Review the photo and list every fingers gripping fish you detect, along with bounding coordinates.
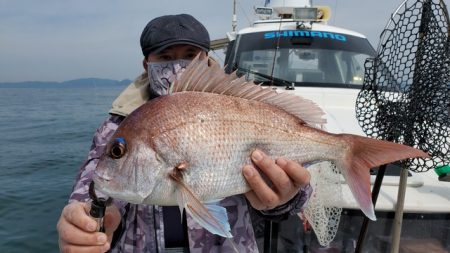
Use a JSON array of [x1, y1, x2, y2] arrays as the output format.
[[93, 56, 429, 241]]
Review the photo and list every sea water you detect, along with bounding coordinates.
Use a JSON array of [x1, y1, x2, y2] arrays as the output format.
[[0, 85, 126, 253]]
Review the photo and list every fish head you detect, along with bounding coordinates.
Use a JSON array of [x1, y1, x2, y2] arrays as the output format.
[[93, 134, 165, 204]]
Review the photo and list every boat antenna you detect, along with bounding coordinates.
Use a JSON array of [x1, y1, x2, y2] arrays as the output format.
[[267, 7, 285, 88], [232, 0, 237, 31]]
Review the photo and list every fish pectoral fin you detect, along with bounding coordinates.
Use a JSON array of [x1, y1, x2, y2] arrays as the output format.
[[192, 202, 232, 238], [170, 173, 232, 238]]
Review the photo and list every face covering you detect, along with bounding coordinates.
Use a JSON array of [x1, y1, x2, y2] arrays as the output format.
[[147, 59, 191, 97]]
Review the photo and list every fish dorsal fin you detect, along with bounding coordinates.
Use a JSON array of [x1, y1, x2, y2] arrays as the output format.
[[171, 55, 326, 127]]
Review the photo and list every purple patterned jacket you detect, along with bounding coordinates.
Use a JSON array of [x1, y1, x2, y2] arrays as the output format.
[[69, 113, 312, 253]]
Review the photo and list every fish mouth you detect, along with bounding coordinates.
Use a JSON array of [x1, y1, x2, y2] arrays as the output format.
[[92, 170, 146, 204], [92, 171, 114, 197], [92, 174, 109, 194], [94, 170, 112, 181]]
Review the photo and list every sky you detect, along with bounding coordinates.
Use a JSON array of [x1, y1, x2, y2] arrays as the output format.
[[0, 0, 435, 82]]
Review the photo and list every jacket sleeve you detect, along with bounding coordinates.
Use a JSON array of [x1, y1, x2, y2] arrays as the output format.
[[69, 114, 128, 213], [254, 184, 313, 221]]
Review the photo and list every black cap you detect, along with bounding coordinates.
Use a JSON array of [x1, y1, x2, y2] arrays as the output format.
[[140, 14, 210, 57]]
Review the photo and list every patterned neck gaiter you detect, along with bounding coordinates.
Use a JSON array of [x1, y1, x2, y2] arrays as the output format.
[[147, 59, 191, 97]]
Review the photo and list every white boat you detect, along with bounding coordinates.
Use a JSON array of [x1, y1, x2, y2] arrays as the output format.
[[213, 0, 450, 251]]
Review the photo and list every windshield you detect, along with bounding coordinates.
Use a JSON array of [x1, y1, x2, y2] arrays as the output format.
[[227, 30, 376, 88]]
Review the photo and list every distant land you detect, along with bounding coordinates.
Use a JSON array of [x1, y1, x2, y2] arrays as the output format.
[[0, 78, 132, 88]]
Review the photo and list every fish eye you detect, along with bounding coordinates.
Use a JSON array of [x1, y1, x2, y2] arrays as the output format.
[[110, 137, 127, 159]]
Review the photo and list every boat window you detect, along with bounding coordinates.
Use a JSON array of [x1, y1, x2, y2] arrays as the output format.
[[228, 30, 376, 89]]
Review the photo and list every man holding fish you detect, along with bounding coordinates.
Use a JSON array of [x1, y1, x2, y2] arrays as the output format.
[[57, 14, 314, 253]]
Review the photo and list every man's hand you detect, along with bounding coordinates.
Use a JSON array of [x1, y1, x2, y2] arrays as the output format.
[[57, 201, 121, 253], [243, 149, 310, 210]]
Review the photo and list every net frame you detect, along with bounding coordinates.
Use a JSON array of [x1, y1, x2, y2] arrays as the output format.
[[356, 0, 450, 172]]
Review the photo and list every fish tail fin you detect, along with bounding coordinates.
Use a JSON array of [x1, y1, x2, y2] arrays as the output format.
[[335, 134, 429, 220]]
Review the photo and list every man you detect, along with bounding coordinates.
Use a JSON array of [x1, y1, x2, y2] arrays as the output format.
[[57, 14, 312, 253]]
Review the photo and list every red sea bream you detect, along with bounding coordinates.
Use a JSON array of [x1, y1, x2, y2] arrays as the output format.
[[93, 57, 429, 239]]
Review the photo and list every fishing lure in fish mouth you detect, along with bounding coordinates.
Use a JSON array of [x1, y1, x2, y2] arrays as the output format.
[[88, 181, 112, 232]]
